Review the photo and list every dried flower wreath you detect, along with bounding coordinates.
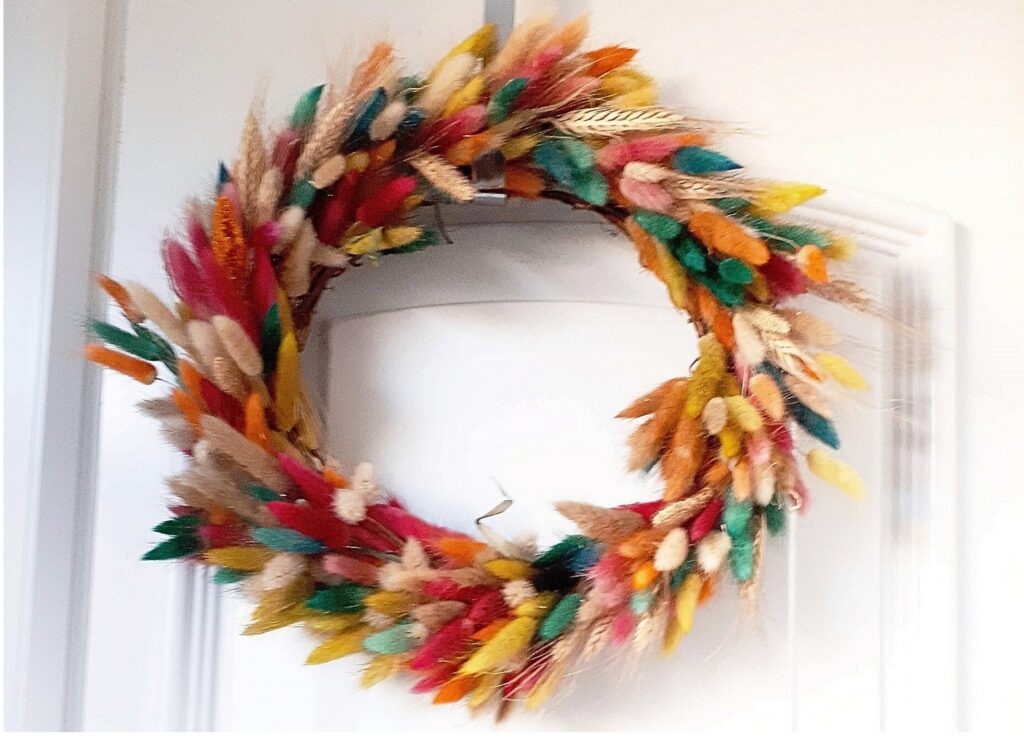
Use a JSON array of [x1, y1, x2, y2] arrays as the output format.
[[86, 16, 870, 717]]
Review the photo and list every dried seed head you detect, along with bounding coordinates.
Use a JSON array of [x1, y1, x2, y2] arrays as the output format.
[[653, 527, 689, 572], [696, 530, 731, 574]]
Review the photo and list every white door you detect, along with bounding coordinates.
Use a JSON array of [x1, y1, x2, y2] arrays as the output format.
[[208, 204, 955, 731], [24, 0, 958, 731]]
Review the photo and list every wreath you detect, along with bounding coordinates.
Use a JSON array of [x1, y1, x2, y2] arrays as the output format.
[[86, 16, 871, 717]]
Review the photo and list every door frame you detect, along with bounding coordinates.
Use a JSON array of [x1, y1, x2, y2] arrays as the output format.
[[6, 0, 128, 730]]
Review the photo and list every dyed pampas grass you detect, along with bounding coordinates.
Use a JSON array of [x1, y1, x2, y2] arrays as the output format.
[[85, 13, 871, 719]]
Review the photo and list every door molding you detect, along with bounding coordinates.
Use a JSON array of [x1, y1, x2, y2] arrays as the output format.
[[794, 192, 958, 729]]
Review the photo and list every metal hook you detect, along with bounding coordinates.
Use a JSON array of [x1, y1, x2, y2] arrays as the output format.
[[484, 0, 515, 45], [471, 152, 507, 205], [431, 202, 454, 244]]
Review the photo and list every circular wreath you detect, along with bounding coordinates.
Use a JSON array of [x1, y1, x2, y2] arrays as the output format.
[[86, 16, 870, 717]]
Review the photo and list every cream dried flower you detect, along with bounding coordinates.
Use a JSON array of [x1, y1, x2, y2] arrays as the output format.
[[502, 579, 537, 608], [351, 462, 381, 503], [332, 488, 367, 524]]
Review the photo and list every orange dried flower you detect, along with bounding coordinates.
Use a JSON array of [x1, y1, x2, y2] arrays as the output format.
[[583, 46, 638, 77], [210, 195, 248, 284], [84, 344, 156, 384], [94, 274, 142, 323], [688, 211, 769, 266], [503, 165, 545, 199]]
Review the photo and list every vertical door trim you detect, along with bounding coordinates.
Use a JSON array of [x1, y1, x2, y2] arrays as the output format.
[[13, 0, 129, 730]]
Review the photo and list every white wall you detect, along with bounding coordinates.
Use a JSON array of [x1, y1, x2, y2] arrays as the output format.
[[5, 0, 1023, 731]]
